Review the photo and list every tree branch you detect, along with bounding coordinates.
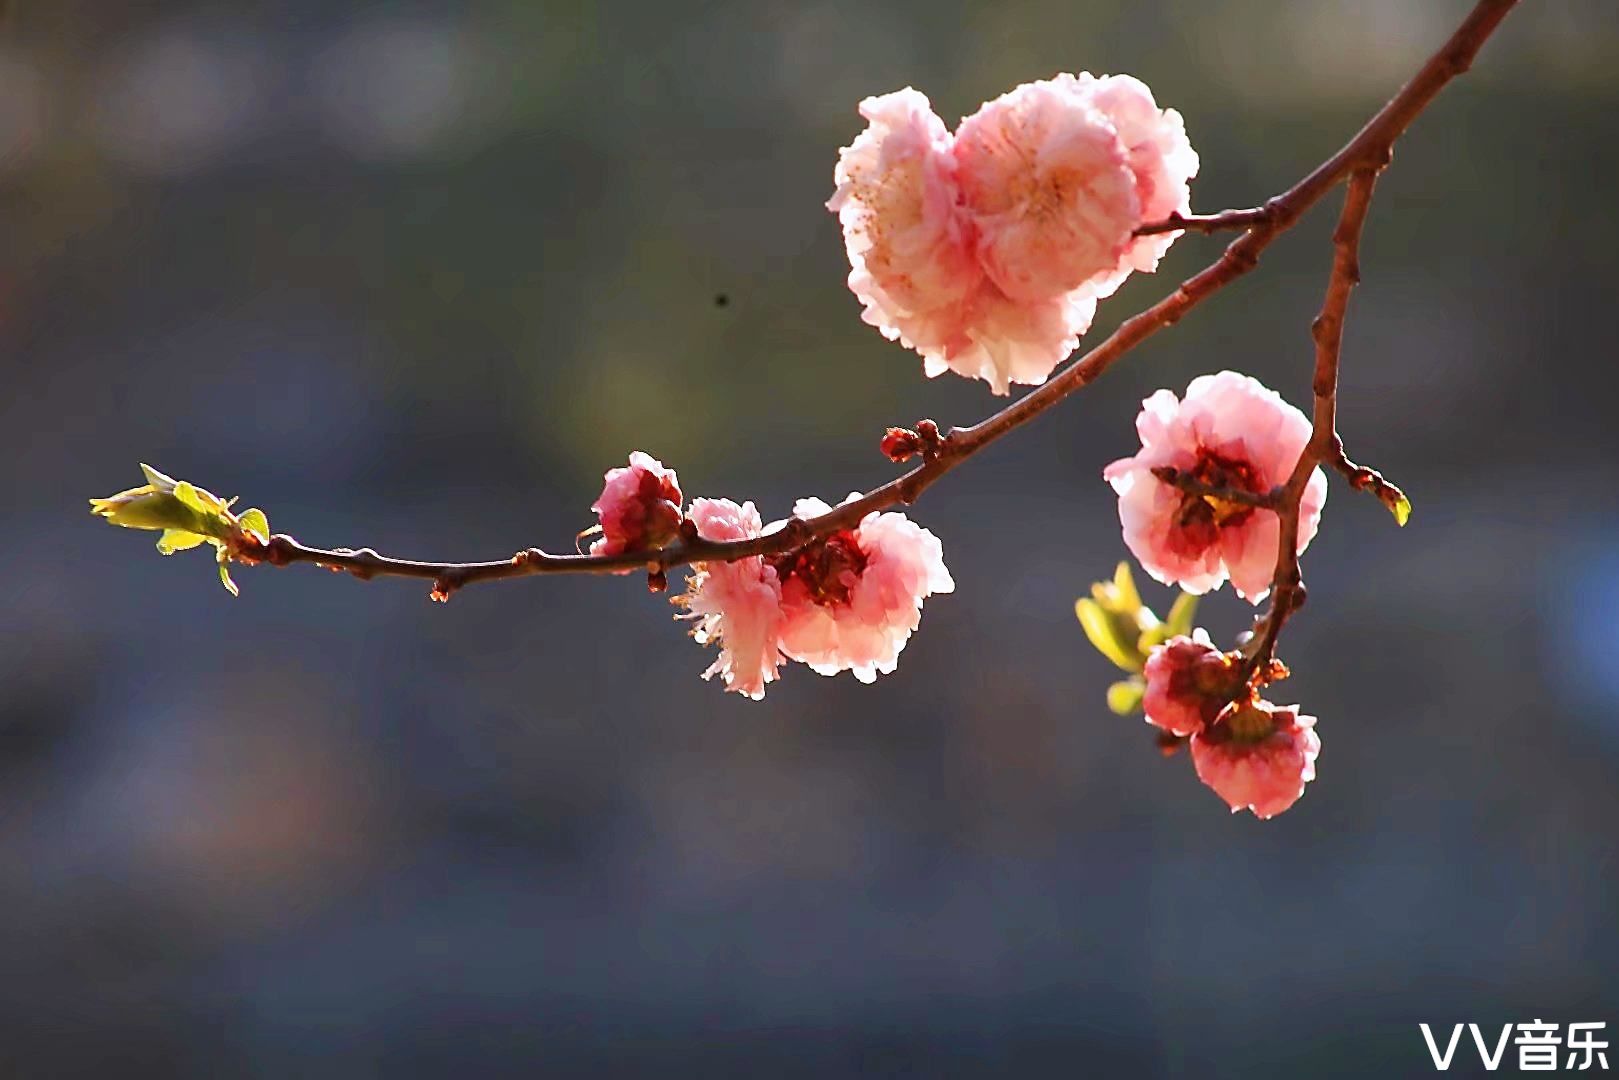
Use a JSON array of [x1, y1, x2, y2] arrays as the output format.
[[227, 0, 1519, 601], [1242, 167, 1381, 680], [1134, 207, 1273, 236]]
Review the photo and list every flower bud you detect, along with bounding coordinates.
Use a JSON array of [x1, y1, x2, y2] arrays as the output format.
[[1141, 630, 1240, 736], [880, 427, 923, 463], [590, 452, 683, 559]]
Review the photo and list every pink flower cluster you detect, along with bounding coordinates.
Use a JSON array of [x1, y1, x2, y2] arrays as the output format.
[[1139, 631, 1320, 818], [775, 497, 956, 684], [581, 73, 1334, 817], [678, 495, 954, 698], [1105, 371, 1327, 603], [589, 457, 953, 700], [829, 76, 1197, 394]]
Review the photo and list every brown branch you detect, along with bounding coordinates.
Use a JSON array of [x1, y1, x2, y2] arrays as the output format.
[[1134, 207, 1273, 236], [239, 518, 824, 600], [1324, 435, 1412, 523], [229, 0, 1519, 601], [1243, 166, 1381, 680]]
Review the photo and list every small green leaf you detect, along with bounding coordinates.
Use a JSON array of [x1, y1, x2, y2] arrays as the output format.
[[217, 550, 239, 597], [237, 508, 270, 544], [155, 529, 207, 555], [1077, 597, 1141, 673], [1387, 490, 1412, 527], [1164, 590, 1200, 639], [171, 481, 212, 515], [173, 481, 239, 539], [1107, 677, 1146, 715], [139, 463, 179, 491], [1137, 623, 1166, 654], [94, 467, 188, 530], [91, 489, 206, 533], [1109, 561, 1142, 613]]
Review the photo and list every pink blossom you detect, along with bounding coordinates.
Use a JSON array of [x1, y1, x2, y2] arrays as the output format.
[[589, 451, 683, 558], [770, 496, 954, 683], [954, 73, 1189, 303], [1079, 74, 1200, 298], [914, 281, 1096, 396], [1103, 371, 1328, 603], [828, 76, 1196, 396], [1190, 701, 1320, 819], [827, 89, 986, 380], [675, 498, 785, 700], [1141, 629, 1240, 736]]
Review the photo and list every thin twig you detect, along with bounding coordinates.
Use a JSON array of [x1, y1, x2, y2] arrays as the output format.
[[1242, 166, 1381, 680], [1324, 435, 1412, 523], [1134, 207, 1273, 236], [228, 0, 1519, 601]]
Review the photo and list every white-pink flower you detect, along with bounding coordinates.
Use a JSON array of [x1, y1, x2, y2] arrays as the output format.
[[1190, 701, 1320, 819], [769, 496, 955, 683], [1104, 371, 1328, 603], [914, 280, 1096, 397], [827, 89, 983, 376], [675, 498, 785, 700], [1141, 629, 1239, 737], [1078, 74, 1201, 297], [829, 76, 1197, 395], [589, 451, 683, 559], [954, 73, 1195, 304]]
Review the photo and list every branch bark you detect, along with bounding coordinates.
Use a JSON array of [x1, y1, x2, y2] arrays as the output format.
[[1241, 167, 1380, 680]]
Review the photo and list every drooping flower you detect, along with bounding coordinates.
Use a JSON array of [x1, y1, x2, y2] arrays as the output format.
[[1141, 629, 1240, 736], [1103, 371, 1328, 603], [674, 498, 785, 700], [770, 496, 954, 683], [589, 451, 683, 558], [828, 75, 1197, 396], [1190, 700, 1320, 819]]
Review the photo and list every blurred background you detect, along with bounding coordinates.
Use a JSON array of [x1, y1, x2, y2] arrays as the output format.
[[2, 0, 1616, 1075]]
